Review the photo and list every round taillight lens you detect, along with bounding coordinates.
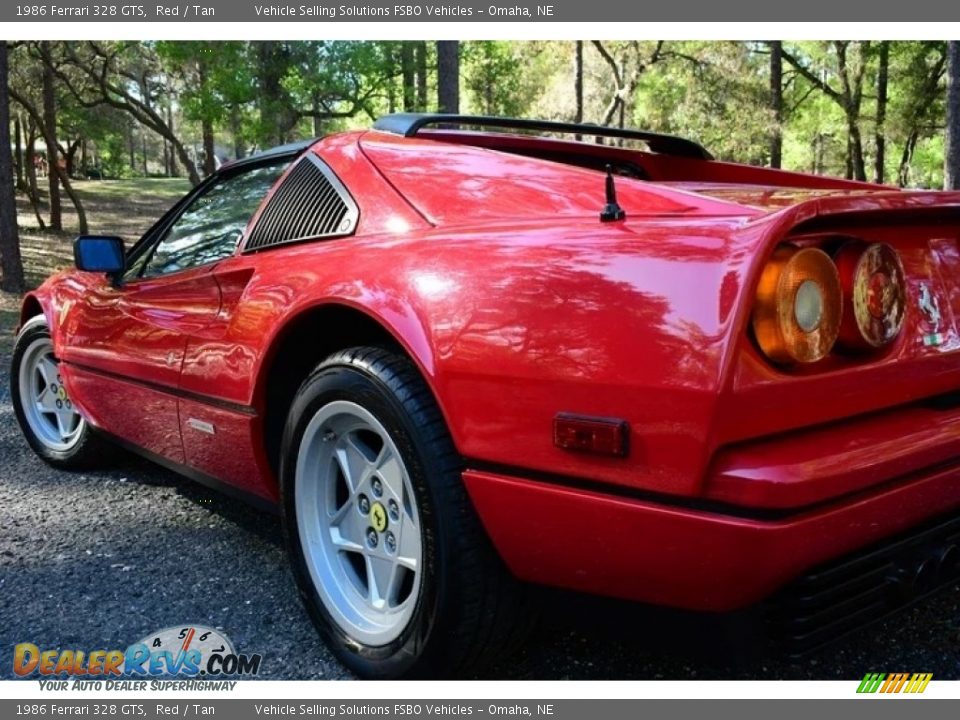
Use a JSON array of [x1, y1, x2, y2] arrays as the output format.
[[834, 241, 906, 350], [752, 245, 843, 364]]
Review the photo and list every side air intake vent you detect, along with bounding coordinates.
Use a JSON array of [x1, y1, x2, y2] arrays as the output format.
[[244, 154, 358, 252]]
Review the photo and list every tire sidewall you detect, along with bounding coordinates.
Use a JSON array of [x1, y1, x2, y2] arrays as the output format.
[[280, 362, 450, 678], [10, 317, 89, 466]]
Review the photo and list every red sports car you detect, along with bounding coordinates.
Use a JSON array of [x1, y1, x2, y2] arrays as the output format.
[[11, 114, 960, 678]]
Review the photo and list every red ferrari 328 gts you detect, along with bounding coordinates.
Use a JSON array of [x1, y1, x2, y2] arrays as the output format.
[[11, 114, 960, 677]]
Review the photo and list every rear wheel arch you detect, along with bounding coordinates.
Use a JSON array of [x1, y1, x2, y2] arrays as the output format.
[[256, 302, 451, 480]]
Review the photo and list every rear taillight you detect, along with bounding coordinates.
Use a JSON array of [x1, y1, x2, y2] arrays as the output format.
[[834, 241, 906, 350], [752, 245, 843, 364]]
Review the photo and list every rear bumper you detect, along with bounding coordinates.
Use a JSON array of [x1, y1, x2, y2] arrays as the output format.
[[463, 460, 960, 612], [769, 510, 960, 653]]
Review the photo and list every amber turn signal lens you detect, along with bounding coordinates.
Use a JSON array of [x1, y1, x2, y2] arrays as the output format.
[[752, 245, 842, 364], [834, 241, 906, 350]]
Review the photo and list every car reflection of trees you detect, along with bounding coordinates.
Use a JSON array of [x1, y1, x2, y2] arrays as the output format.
[[146, 165, 286, 276]]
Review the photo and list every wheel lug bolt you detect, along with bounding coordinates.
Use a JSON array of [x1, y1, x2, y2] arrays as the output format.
[[366, 528, 378, 548], [66, 400, 72, 409], [358, 494, 370, 514], [322, 431, 336, 443], [51, 384, 58, 393], [56, 400, 63, 409], [388, 499, 400, 521], [371, 478, 383, 497], [385, 531, 396, 554]]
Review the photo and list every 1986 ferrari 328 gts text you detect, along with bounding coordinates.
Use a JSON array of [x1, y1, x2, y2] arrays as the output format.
[[11, 114, 960, 677]]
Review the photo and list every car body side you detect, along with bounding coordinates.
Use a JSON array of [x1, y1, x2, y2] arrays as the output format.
[[19, 129, 960, 613]]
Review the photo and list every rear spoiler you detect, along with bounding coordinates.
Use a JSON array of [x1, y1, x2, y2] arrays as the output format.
[[372, 113, 713, 161]]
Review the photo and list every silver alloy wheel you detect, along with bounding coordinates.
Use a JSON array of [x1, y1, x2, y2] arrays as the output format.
[[17, 336, 84, 452], [295, 400, 423, 647]]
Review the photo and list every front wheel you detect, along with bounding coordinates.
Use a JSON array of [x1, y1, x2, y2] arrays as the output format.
[[280, 347, 529, 678], [10, 316, 105, 468]]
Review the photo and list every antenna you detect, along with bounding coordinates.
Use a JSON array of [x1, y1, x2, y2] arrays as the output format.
[[600, 165, 626, 222]]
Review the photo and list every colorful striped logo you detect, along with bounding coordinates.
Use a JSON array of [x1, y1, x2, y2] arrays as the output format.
[[857, 672, 933, 694]]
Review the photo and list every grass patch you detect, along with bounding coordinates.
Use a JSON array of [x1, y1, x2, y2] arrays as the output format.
[[74, 178, 192, 202], [12, 177, 192, 289]]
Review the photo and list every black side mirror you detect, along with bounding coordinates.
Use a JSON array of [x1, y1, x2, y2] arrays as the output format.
[[74, 236, 125, 284]]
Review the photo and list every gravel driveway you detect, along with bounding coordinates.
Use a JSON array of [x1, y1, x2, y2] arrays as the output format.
[[1, 298, 958, 681]]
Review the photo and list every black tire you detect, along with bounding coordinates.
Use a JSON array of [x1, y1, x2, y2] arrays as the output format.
[[280, 346, 531, 678], [10, 316, 106, 469]]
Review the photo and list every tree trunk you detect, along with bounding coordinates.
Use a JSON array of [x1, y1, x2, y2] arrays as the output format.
[[436, 41, 460, 114], [401, 42, 415, 112], [574, 41, 584, 125], [25, 123, 45, 229], [10, 81, 87, 233], [142, 133, 148, 176], [847, 113, 867, 181], [14, 112, 25, 190], [875, 41, 889, 184], [41, 41, 62, 231], [172, 136, 199, 185], [258, 41, 293, 146], [202, 118, 215, 175], [898, 129, 920, 187], [230, 105, 245, 159], [198, 58, 216, 176], [128, 124, 136, 171], [769, 41, 783, 169], [0, 40, 25, 293], [385, 43, 397, 114], [415, 41, 428, 111], [166, 101, 180, 177], [23, 129, 47, 230], [65, 139, 80, 178], [311, 96, 322, 137], [946, 40, 960, 190]]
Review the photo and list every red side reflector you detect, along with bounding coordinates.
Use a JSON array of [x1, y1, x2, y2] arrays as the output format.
[[553, 414, 629, 457]]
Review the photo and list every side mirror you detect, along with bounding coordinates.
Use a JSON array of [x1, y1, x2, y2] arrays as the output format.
[[74, 236, 125, 282]]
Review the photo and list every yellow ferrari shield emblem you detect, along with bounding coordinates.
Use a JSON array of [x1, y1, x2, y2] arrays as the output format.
[[370, 502, 388, 533]]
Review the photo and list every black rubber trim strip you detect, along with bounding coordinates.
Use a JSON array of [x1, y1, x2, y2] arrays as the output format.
[[463, 457, 960, 523], [65, 360, 257, 417], [93, 427, 279, 515]]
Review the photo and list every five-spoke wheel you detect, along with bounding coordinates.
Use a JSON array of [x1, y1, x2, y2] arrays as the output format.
[[17, 335, 84, 452], [295, 400, 422, 646], [282, 347, 529, 678], [11, 316, 104, 468]]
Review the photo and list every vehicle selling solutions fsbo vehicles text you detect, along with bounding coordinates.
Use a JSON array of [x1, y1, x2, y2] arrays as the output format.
[[253, 5, 472, 16], [252, 4, 554, 17]]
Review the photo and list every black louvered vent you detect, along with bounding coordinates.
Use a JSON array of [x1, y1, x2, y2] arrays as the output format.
[[244, 155, 358, 252]]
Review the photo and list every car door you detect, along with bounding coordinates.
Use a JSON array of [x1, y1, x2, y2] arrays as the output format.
[[60, 160, 290, 463]]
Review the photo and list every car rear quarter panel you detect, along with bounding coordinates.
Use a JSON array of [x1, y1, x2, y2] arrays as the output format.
[[198, 214, 756, 500]]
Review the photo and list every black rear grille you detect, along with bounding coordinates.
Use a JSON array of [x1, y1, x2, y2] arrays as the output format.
[[244, 154, 358, 252], [768, 512, 960, 654]]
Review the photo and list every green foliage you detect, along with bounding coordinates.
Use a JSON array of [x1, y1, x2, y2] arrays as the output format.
[[7, 40, 951, 188], [462, 41, 546, 117], [635, 42, 772, 163]]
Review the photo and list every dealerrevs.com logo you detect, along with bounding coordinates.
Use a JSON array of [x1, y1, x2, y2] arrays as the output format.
[[13, 625, 262, 688]]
